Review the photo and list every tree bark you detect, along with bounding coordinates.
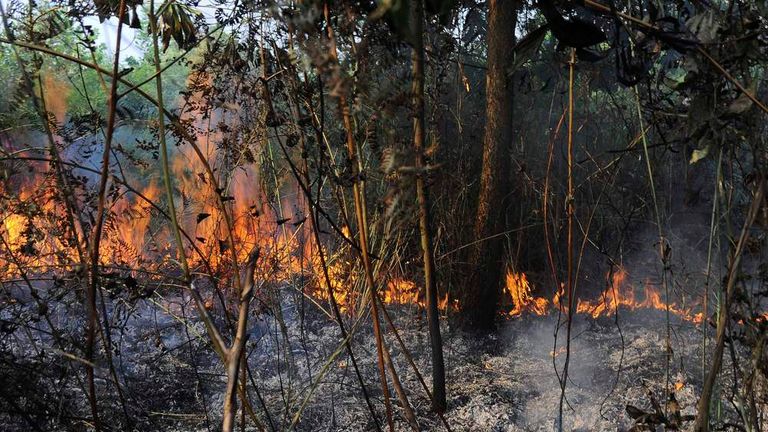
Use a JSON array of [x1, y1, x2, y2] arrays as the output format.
[[461, 0, 518, 330]]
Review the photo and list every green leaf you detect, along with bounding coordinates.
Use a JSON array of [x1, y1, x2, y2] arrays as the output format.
[[662, 67, 687, 89]]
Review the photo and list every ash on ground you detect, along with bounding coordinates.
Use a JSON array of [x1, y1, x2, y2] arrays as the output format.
[[0, 286, 759, 432], [246, 298, 722, 431]]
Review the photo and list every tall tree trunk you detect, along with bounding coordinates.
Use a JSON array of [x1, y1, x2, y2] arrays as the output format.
[[411, 0, 446, 412], [461, 0, 518, 330]]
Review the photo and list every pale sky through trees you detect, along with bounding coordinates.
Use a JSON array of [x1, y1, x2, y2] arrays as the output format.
[[0, 0, 141, 59], [84, 15, 143, 60]]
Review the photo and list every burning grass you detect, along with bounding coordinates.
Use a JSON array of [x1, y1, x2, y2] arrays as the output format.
[[503, 267, 706, 323]]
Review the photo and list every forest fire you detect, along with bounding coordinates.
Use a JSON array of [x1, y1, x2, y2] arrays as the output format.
[[503, 267, 705, 323], [0, 160, 451, 312], [4, 0, 768, 429], [1, 170, 706, 322], [0, 63, 709, 326], [506, 271, 548, 317], [0, 172, 708, 324]]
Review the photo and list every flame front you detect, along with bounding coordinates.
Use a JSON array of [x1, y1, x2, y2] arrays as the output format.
[[503, 267, 706, 323], [0, 73, 753, 324]]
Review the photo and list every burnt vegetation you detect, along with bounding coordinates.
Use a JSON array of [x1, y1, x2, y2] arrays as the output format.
[[0, 0, 767, 430]]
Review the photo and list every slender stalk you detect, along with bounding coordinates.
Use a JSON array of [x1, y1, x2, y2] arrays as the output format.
[[557, 48, 576, 432], [694, 181, 765, 432], [323, 3, 394, 430], [84, 3, 128, 429], [702, 149, 722, 380], [148, 4, 263, 430], [377, 297, 453, 431], [258, 36, 296, 406], [221, 250, 260, 432], [383, 342, 419, 431], [67, 31, 135, 429], [634, 87, 671, 398], [410, 0, 446, 413], [268, 85, 384, 430], [543, 109, 567, 292]]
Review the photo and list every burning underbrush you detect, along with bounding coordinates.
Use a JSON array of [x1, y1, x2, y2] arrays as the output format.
[[503, 267, 708, 323], [1, 123, 766, 431], [0, 78, 747, 330], [3, 270, 763, 431], [3, 160, 767, 430], [0, 169, 723, 323]]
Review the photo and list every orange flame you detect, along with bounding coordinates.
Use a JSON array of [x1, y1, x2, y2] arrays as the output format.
[[576, 269, 703, 323], [506, 271, 549, 317], [504, 266, 706, 323], [3, 72, 751, 324]]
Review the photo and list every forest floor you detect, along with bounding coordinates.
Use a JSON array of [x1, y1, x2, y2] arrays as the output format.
[[435, 314, 701, 431], [0, 287, 712, 431], [249, 301, 706, 432]]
